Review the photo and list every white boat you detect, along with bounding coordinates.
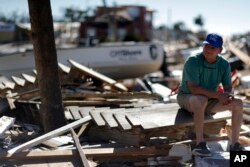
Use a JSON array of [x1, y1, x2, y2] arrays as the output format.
[[0, 42, 164, 79]]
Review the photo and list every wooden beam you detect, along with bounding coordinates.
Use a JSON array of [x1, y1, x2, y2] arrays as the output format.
[[63, 100, 131, 106], [58, 62, 71, 74], [62, 91, 161, 100], [1, 145, 169, 160], [8, 116, 91, 155], [77, 124, 89, 137], [68, 59, 128, 91], [228, 42, 250, 65], [70, 128, 91, 167]]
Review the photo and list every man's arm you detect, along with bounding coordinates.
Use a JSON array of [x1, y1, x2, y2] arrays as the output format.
[[223, 85, 234, 100], [187, 81, 233, 105], [223, 85, 233, 95]]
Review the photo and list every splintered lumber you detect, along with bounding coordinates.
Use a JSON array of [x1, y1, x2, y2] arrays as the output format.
[[90, 107, 139, 130], [67, 106, 82, 120], [68, 59, 128, 91], [89, 109, 107, 126], [1, 145, 169, 161], [0, 116, 15, 135], [22, 73, 36, 84], [77, 123, 89, 137], [113, 112, 132, 130], [100, 108, 124, 128], [62, 91, 161, 100], [58, 62, 71, 83], [70, 128, 91, 167], [11, 88, 40, 100], [78, 106, 95, 119], [64, 109, 74, 120], [11, 76, 26, 87], [125, 113, 142, 127], [1, 81, 15, 90], [41, 136, 73, 148], [58, 62, 71, 74], [228, 42, 250, 65], [5, 90, 16, 109], [8, 116, 91, 155], [63, 99, 131, 106]]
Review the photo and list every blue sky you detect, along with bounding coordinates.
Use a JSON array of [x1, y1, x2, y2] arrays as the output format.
[[1, 0, 250, 37]]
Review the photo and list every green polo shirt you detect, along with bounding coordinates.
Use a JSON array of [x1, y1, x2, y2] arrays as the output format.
[[178, 53, 231, 95]]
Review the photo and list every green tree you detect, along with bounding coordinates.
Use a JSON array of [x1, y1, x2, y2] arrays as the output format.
[[63, 7, 89, 22], [173, 21, 186, 32], [0, 11, 29, 23]]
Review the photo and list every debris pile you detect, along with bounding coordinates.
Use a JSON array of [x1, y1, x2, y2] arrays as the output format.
[[1, 40, 250, 166]]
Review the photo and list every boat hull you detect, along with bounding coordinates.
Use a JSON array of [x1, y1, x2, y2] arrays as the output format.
[[0, 42, 164, 79]]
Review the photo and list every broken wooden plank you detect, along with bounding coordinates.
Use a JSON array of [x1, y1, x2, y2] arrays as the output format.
[[113, 113, 132, 130], [78, 106, 95, 118], [70, 128, 91, 167], [1, 145, 169, 160], [21, 73, 36, 84], [99, 108, 125, 128], [33, 70, 37, 75], [63, 100, 131, 106], [77, 123, 89, 137], [89, 109, 106, 126], [125, 113, 142, 127], [100, 111, 119, 128], [62, 91, 161, 100], [68, 106, 82, 120], [11, 76, 26, 87], [6, 90, 16, 109], [0, 116, 15, 136], [11, 88, 39, 99], [65, 109, 74, 120], [68, 59, 128, 91], [8, 116, 91, 155], [58, 62, 71, 74], [41, 136, 73, 148], [228, 42, 250, 65], [1, 81, 15, 90]]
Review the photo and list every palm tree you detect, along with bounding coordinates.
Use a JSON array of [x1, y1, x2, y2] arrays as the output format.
[[194, 14, 205, 30]]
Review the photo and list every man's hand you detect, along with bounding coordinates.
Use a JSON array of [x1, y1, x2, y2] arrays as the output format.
[[217, 93, 234, 105]]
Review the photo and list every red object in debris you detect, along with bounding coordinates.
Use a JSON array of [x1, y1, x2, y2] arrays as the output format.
[[217, 84, 224, 93], [217, 69, 239, 93]]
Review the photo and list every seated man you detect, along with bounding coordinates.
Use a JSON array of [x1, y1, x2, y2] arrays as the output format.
[[177, 33, 244, 156]]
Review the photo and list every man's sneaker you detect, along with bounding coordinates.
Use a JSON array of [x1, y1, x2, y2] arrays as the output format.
[[230, 142, 245, 151], [192, 142, 212, 157]]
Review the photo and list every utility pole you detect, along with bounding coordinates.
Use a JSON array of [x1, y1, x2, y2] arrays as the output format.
[[27, 0, 66, 132]]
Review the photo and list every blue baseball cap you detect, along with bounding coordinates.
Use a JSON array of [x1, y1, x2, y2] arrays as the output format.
[[203, 33, 223, 48]]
